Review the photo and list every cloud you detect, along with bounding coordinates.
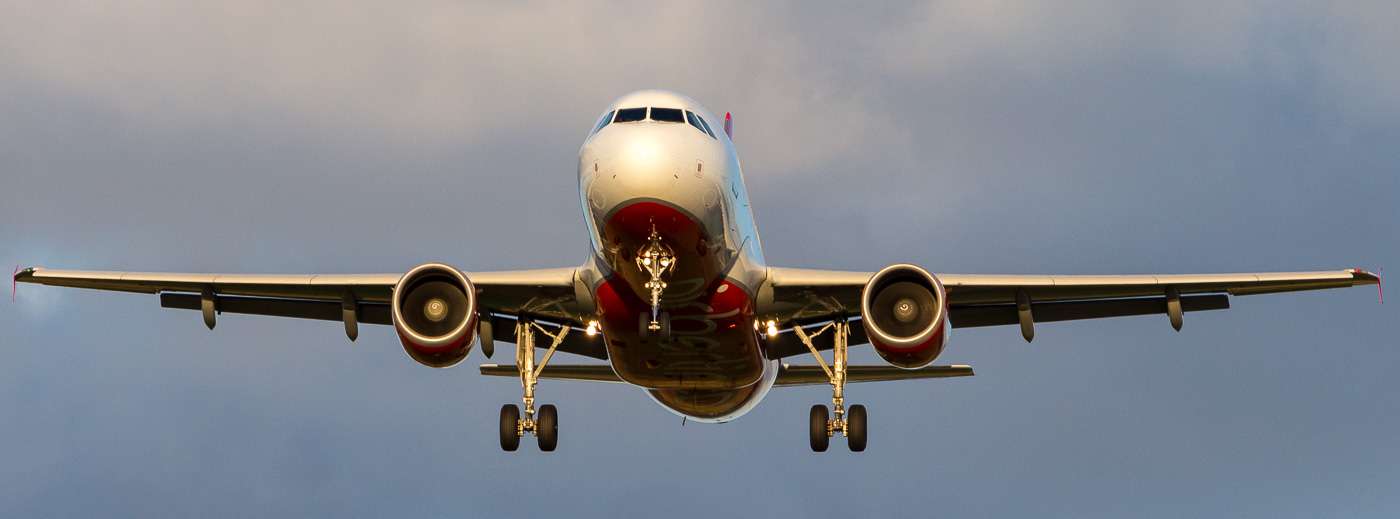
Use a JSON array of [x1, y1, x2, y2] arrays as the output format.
[[0, 3, 1395, 517]]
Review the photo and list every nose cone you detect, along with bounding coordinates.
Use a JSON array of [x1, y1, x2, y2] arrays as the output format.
[[613, 136, 681, 196]]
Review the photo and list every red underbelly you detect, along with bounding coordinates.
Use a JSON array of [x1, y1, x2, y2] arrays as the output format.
[[592, 201, 763, 389]]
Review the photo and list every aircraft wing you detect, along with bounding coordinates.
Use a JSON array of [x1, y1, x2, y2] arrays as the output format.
[[13, 266, 607, 359], [758, 267, 1379, 357]]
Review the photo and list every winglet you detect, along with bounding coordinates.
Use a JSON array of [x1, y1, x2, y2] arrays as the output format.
[[1349, 268, 1380, 283], [723, 112, 732, 139], [9, 266, 34, 300], [1348, 268, 1382, 303]]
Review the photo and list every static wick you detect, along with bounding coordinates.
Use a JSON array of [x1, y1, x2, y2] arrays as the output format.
[[11, 265, 17, 302], [1379, 267, 1384, 304]]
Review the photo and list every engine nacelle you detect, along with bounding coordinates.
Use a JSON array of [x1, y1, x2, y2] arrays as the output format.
[[861, 264, 950, 369], [392, 263, 478, 368]]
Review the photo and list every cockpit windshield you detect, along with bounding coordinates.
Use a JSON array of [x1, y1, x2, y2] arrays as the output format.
[[614, 107, 647, 123], [649, 107, 684, 123], [600, 106, 714, 140], [611, 107, 687, 123]]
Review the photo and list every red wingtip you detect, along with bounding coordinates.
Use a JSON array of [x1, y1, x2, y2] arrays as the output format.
[[1379, 267, 1384, 304], [723, 112, 732, 139], [12, 265, 17, 302]]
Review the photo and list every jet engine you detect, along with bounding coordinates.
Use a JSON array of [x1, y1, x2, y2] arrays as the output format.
[[392, 263, 478, 368], [861, 264, 950, 369]]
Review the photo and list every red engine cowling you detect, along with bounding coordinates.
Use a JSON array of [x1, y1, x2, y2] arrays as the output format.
[[392, 263, 478, 368], [861, 264, 950, 368]]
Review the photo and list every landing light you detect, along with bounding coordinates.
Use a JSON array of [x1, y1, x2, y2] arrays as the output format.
[[586, 321, 599, 336], [765, 320, 778, 337]]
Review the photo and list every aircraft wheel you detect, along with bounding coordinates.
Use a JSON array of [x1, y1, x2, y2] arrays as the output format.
[[809, 405, 829, 452], [658, 312, 672, 343], [847, 404, 867, 452], [638, 313, 651, 343], [537, 404, 558, 452], [499, 404, 520, 452]]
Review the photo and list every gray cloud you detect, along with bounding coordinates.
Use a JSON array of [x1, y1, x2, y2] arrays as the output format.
[[1, 1, 1395, 517]]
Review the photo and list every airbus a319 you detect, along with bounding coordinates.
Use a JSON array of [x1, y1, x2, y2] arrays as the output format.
[[16, 90, 1379, 452]]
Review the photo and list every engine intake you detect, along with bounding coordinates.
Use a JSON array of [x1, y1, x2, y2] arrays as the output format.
[[392, 263, 477, 368], [861, 264, 949, 368]]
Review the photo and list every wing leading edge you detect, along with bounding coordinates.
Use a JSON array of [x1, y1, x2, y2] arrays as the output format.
[[15, 266, 1380, 361]]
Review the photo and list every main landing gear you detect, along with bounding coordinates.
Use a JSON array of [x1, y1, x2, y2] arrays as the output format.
[[636, 223, 675, 344], [499, 317, 569, 452], [793, 318, 867, 452]]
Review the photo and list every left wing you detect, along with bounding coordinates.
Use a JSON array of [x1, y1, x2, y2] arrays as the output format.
[[758, 267, 1379, 358], [14, 266, 606, 359]]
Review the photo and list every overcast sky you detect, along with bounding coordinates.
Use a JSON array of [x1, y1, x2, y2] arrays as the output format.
[[2, 1, 1396, 517]]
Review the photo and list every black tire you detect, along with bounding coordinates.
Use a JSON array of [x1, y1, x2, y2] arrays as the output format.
[[499, 404, 520, 452], [638, 312, 651, 343], [809, 405, 830, 452], [537, 404, 558, 452], [659, 312, 672, 343], [847, 404, 867, 452]]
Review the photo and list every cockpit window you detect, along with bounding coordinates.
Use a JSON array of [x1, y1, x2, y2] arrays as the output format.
[[614, 107, 647, 123], [610, 106, 700, 127], [685, 110, 714, 138], [695, 113, 717, 139], [592, 110, 615, 134], [649, 107, 684, 123]]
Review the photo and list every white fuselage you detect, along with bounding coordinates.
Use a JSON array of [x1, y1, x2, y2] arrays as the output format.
[[575, 90, 776, 421]]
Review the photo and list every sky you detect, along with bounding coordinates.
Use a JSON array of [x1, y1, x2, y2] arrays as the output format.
[[1, 1, 1396, 517]]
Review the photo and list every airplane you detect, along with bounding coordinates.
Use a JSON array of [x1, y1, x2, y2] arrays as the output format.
[[15, 89, 1380, 453]]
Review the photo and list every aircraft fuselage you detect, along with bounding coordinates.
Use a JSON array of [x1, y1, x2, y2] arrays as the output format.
[[577, 90, 776, 421]]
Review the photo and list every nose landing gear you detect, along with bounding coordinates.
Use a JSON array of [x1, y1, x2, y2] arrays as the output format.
[[499, 318, 569, 451], [636, 223, 675, 344], [638, 311, 671, 344], [794, 318, 867, 452]]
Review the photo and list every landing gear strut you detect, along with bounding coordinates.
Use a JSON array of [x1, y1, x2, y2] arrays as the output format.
[[794, 317, 867, 452], [636, 223, 675, 344], [499, 317, 568, 451]]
